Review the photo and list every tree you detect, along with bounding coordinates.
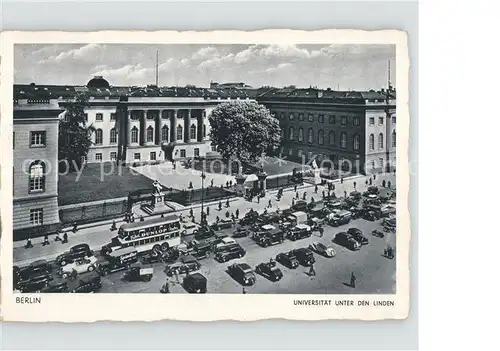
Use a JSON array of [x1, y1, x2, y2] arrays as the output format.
[[58, 93, 95, 172], [208, 101, 281, 166]]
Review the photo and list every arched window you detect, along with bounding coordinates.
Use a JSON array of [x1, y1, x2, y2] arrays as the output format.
[[353, 134, 360, 150], [146, 126, 154, 143], [369, 134, 374, 150], [109, 128, 117, 144], [95, 128, 103, 145], [176, 124, 183, 141], [392, 130, 396, 148], [161, 125, 169, 142], [298, 128, 304, 142], [131, 126, 139, 144], [378, 133, 384, 149], [329, 131, 335, 146], [340, 132, 347, 149], [288, 126, 295, 140], [29, 161, 45, 192], [318, 130, 324, 145], [308, 128, 314, 144], [190, 124, 197, 140]]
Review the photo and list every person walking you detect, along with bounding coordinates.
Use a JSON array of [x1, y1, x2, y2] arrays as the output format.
[[62, 232, 68, 244], [302, 191, 307, 200], [110, 220, 117, 231], [218, 200, 222, 211], [344, 190, 347, 198], [207, 206, 210, 216], [295, 191, 299, 200], [309, 264, 316, 276], [353, 181, 357, 190], [369, 178, 373, 186], [25, 238, 33, 249], [294, 184, 297, 192], [314, 184, 318, 194], [226, 198, 230, 208], [257, 196, 260, 204], [322, 190, 325, 199], [235, 208, 239, 218], [350, 272, 356, 288], [388, 180, 392, 188], [340, 177, 344, 184], [42, 234, 50, 246], [292, 198, 296, 206], [268, 199, 272, 208]]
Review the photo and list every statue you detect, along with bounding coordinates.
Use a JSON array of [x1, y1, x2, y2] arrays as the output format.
[[311, 159, 319, 170], [153, 180, 162, 195]]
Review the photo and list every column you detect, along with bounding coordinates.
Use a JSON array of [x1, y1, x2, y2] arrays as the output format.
[[203, 110, 210, 141], [184, 109, 191, 143], [154, 110, 161, 145], [140, 110, 147, 146], [170, 109, 178, 143], [197, 110, 203, 142]]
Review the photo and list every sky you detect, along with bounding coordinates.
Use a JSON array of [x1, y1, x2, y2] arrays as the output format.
[[14, 44, 395, 91]]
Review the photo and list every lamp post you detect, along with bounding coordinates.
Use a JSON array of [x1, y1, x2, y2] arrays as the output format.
[[201, 169, 206, 225]]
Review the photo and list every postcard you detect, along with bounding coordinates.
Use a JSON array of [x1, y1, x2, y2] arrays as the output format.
[[0, 29, 410, 321]]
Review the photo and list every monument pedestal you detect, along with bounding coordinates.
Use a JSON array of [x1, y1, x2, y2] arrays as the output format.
[[235, 174, 247, 196], [141, 192, 172, 215]]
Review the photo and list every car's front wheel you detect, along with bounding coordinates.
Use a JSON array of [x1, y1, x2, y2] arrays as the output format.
[[88, 265, 95, 272]]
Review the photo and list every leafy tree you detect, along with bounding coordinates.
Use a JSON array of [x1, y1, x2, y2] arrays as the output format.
[[208, 100, 281, 166], [58, 93, 95, 172]]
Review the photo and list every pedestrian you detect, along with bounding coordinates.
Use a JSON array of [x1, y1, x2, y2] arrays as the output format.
[[230, 180, 233, 187], [189, 181, 193, 189], [268, 199, 272, 208], [373, 174, 376, 180], [341, 177, 344, 184], [207, 206, 210, 216], [382, 180, 386, 187], [174, 270, 179, 283], [140, 216, 144, 222], [369, 178, 373, 185], [314, 184, 318, 194], [294, 184, 297, 192], [365, 180, 368, 186], [242, 287, 247, 294], [189, 208, 194, 218], [42, 234, 50, 246], [62, 232, 68, 244], [235, 208, 240, 218], [295, 191, 299, 199], [25, 238, 33, 249], [309, 264, 316, 276], [231, 213, 235, 221], [54, 230, 62, 242], [210, 179, 214, 187], [257, 196, 260, 204], [331, 184, 335, 191], [292, 198, 296, 206], [216, 215, 220, 223], [322, 190, 325, 199], [226, 198, 230, 208], [327, 190, 331, 198], [218, 200, 222, 211], [110, 220, 117, 231], [344, 190, 347, 198], [225, 210, 230, 219], [226, 181, 229, 188], [302, 191, 307, 200], [353, 181, 357, 189], [161, 213, 165, 218], [72, 222, 78, 233], [350, 272, 356, 288], [310, 197, 315, 205], [388, 180, 392, 188]]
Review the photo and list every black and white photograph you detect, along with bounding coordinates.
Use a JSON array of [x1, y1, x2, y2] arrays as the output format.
[[1, 30, 409, 321]]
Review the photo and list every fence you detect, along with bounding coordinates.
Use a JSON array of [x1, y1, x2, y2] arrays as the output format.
[[165, 187, 236, 206], [59, 199, 128, 226]]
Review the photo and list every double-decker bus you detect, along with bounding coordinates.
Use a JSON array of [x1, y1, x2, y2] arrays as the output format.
[[101, 215, 182, 255]]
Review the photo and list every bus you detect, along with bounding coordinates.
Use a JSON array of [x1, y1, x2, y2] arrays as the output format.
[[101, 215, 182, 255]]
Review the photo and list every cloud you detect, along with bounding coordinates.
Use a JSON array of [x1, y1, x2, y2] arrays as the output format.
[[191, 47, 218, 60], [40, 44, 105, 64], [265, 62, 293, 74], [91, 63, 152, 85]]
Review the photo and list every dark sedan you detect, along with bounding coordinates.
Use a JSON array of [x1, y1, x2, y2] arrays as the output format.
[[255, 261, 283, 282], [275, 251, 300, 269]]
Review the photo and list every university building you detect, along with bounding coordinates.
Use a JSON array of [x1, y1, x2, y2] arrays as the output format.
[[258, 87, 397, 173], [13, 100, 63, 236]]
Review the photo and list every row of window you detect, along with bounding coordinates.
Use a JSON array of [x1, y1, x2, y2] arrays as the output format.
[[93, 148, 200, 162], [93, 124, 207, 145], [368, 131, 397, 151], [276, 112, 396, 126], [85, 110, 207, 122], [286, 127, 360, 150]]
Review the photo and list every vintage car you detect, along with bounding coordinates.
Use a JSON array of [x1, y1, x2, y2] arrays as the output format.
[[194, 228, 216, 240], [275, 251, 300, 269], [227, 263, 256, 286], [347, 228, 369, 245], [327, 209, 352, 227], [290, 248, 315, 267], [56, 243, 93, 266], [15, 272, 52, 293], [238, 211, 259, 225], [333, 232, 361, 251], [181, 221, 200, 236], [257, 212, 282, 225], [291, 200, 308, 212], [215, 237, 237, 251], [255, 261, 283, 282], [123, 264, 154, 282], [41, 281, 70, 293], [70, 272, 102, 293], [214, 244, 246, 263], [59, 256, 98, 279], [286, 224, 312, 241], [164, 255, 201, 276], [349, 191, 362, 200], [14, 260, 52, 286], [212, 218, 233, 231], [183, 272, 207, 293], [232, 227, 250, 238], [309, 241, 336, 257], [177, 241, 213, 260], [257, 229, 285, 247]]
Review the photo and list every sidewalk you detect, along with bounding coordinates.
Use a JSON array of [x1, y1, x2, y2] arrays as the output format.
[[13, 172, 395, 266]]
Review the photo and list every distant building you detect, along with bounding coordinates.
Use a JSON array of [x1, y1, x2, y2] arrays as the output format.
[[13, 99, 63, 237], [257, 86, 396, 173]]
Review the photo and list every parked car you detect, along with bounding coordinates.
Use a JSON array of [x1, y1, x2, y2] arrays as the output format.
[[227, 263, 256, 286], [291, 200, 308, 212], [215, 237, 237, 251], [214, 244, 246, 263], [257, 229, 285, 247], [180, 240, 213, 260], [276, 251, 300, 269], [123, 264, 154, 282], [347, 228, 369, 245], [328, 211, 352, 227], [14, 260, 52, 282], [286, 224, 312, 241], [98, 260, 131, 276], [232, 227, 250, 238], [164, 255, 201, 276], [238, 211, 259, 225], [194, 228, 216, 240], [367, 185, 379, 194], [183, 272, 207, 293], [309, 242, 336, 257], [16, 273, 52, 293], [71, 272, 102, 293], [333, 232, 361, 251], [55, 243, 93, 266], [59, 256, 98, 279], [291, 248, 315, 266], [181, 221, 200, 236], [212, 218, 233, 231], [41, 281, 70, 293], [255, 261, 283, 282]]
